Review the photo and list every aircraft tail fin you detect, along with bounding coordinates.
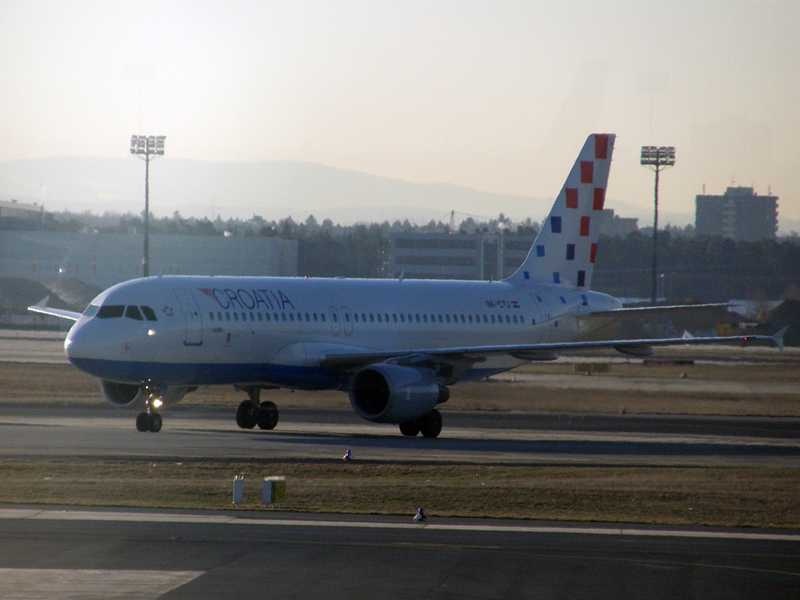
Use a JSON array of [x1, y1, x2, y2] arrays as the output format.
[[506, 133, 615, 289]]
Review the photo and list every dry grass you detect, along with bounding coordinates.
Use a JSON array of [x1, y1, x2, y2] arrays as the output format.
[[1, 459, 797, 528]]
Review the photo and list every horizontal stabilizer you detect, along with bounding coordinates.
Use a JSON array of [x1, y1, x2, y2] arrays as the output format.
[[27, 296, 83, 322]]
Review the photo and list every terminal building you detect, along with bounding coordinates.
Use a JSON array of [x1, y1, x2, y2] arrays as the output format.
[[0, 229, 297, 290], [389, 233, 536, 281], [695, 187, 778, 241]]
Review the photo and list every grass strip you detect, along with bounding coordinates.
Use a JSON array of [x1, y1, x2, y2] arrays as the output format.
[[1, 459, 797, 529]]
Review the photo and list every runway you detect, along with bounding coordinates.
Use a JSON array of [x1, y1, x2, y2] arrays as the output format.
[[2, 332, 799, 597], [1, 403, 799, 467], [0, 506, 798, 600]]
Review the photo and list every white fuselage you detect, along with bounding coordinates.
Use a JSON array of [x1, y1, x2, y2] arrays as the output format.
[[64, 275, 621, 389]]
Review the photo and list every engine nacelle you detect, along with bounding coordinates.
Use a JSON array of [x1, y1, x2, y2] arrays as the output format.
[[349, 364, 449, 424], [100, 380, 190, 411]]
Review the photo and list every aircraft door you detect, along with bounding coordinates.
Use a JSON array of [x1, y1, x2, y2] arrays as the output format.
[[341, 306, 353, 336], [173, 289, 203, 346], [328, 306, 341, 335]]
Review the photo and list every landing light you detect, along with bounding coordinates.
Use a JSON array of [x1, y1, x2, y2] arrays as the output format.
[[147, 329, 156, 336], [152, 399, 163, 408]]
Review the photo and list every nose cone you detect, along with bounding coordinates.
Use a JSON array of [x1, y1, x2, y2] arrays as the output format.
[[65, 319, 93, 364], [64, 318, 117, 378]]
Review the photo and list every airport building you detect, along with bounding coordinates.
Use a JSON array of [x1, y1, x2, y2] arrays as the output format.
[[695, 186, 778, 241], [0, 230, 298, 290], [0, 199, 44, 229], [389, 233, 536, 281], [389, 210, 636, 281]]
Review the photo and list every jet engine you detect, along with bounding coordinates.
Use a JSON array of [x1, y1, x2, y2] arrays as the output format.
[[349, 364, 449, 424], [100, 380, 190, 411]]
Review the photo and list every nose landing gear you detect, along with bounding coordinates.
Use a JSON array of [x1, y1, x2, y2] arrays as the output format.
[[135, 385, 164, 432], [135, 410, 162, 432]]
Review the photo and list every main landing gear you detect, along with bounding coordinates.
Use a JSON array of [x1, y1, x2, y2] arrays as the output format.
[[235, 387, 279, 430], [399, 409, 442, 438]]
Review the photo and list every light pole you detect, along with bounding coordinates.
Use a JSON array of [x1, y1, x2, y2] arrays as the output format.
[[130, 135, 165, 278], [640, 145, 675, 304]]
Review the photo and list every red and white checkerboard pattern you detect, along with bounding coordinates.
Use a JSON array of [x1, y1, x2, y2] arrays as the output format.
[[509, 133, 615, 289]]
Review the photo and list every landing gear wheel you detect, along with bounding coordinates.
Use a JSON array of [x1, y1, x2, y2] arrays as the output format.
[[136, 412, 149, 432], [418, 409, 442, 438], [399, 421, 420, 437], [236, 400, 257, 429], [148, 412, 162, 433], [256, 401, 279, 430]]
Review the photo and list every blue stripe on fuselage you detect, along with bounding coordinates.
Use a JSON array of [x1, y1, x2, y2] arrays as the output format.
[[68, 357, 510, 389]]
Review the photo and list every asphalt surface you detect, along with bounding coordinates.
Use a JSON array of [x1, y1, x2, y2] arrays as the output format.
[[1, 331, 799, 598], [1, 506, 799, 600]]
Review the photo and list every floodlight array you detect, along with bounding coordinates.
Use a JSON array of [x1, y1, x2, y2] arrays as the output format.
[[130, 135, 166, 156], [640, 145, 675, 167]]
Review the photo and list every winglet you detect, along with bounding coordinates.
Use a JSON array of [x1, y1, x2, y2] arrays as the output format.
[[771, 326, 788, 351]]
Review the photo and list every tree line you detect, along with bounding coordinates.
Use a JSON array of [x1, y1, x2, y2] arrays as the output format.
[[43, 209, 800, 302]]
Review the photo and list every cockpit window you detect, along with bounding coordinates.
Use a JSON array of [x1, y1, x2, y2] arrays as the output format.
[[96, 305, 125, 319], [141, 306, 157, 321], [83, 304, 99, 318], [125, 305, 144, 321]]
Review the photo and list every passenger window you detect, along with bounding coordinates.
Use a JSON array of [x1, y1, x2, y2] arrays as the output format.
[[141, 306, 157, 321], [209, 312, 214, 321], [125, 305, 144, 320], [392, 314, 397, 323], [97, 305, 124, 319]]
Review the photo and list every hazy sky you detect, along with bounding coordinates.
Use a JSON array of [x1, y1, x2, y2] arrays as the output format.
[[1, 1, 798, 222]]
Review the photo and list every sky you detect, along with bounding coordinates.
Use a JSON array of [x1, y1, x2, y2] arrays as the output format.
[[1, 1, 798, 225]]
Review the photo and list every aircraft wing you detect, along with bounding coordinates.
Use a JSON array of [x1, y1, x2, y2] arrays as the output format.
[[584, 302, 735, 318], [27, 296, 83, 322], [319, 327, 787, 380]]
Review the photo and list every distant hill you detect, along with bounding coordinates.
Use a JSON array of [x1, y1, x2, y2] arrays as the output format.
[[0, 157, 555, 225]]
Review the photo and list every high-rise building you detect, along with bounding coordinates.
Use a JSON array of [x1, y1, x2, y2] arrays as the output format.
[[695, 186, 778, 241]]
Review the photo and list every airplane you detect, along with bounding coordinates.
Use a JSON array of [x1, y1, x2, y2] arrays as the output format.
[[29, 133, 786, 436]]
